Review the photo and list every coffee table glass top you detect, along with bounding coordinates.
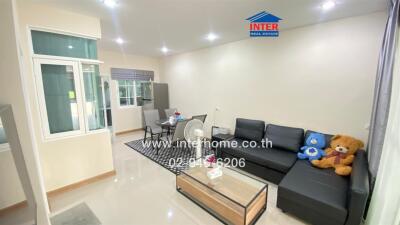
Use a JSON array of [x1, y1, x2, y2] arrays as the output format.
[[181, 165, 267, 207]]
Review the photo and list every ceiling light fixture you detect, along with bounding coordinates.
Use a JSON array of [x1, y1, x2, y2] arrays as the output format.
[[206, 33, 219, 41], [102, 0, 117, 8], [161, 46, 169, 53], [68, 45, 73, 49], [115, 37, 124, 44], [322, 1, 336, 10]]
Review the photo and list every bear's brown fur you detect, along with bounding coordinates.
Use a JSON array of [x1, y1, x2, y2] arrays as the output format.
[[311, 135, 364, 176]]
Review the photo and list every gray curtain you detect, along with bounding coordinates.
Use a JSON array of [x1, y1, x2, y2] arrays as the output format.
[[367, 0, 399, 184]]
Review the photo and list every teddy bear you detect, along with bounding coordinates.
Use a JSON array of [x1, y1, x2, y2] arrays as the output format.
[[311, 135, 364, 176], [297, 132, 326, 161]]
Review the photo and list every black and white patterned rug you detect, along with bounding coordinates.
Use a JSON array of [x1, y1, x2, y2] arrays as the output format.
[[125, 139, 214, 174]]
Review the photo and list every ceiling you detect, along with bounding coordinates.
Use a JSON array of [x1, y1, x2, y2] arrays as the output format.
[[26, 0, 388, 57]]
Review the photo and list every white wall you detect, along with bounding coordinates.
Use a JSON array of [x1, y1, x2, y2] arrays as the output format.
[[366, 28, 400, 225], [16, 2, 114, 193], [160, 12, 387, 142], [99, 50, 161, 133], [0, 0, 50, 223], [0, 150, 25, 209]]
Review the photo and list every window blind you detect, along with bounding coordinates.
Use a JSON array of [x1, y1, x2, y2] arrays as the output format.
[[111, 68, 154, 81]]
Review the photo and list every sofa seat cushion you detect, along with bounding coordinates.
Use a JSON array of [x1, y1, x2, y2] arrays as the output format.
[[221, 140, 297, 173], [279, 160, 349, 223]]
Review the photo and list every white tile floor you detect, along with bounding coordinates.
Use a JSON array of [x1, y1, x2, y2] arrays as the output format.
[[1, 131, 308, 225]]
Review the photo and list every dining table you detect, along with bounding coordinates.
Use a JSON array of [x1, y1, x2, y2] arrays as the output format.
[[155, 118, 176, 128], [155, 118, 176, 137]]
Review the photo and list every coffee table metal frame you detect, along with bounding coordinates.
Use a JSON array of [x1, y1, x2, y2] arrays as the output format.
[[176, 166, 268, 225]]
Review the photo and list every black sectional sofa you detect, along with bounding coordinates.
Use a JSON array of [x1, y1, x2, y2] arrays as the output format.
[[216, 118, 370, 225]]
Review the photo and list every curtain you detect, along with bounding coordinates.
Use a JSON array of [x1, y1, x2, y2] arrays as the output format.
[[365, 26, 400, 225], [367, 0, 399, 185]]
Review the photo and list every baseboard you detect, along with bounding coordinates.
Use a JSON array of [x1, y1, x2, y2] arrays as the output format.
[[0, 170, 117, 216], [0, 200, 28, 217], [116, 128, 144, 136], [47, 170, 116, 198]]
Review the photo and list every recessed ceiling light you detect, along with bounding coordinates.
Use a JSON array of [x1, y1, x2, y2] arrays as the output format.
[[102, 0, 117, 8], [161, 46, 169, 53], [206, 33, 219, 41], [322, 1, 336, 10], [115, 37, 124, 44], [68, 45, 73, 49]]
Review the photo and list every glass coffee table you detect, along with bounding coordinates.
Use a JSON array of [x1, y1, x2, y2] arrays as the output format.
[[176, 165, 267, 225]]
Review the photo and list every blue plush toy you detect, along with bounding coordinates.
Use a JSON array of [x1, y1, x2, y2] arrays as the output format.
[[297, 132, 326, 161]]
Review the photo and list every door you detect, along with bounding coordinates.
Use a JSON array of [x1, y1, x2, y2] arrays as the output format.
[[153, 83, 169, 118]]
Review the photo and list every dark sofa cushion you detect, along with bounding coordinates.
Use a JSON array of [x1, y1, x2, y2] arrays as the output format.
[[234, 118, 265, 142], [221, 139, 297, 173], [305, 130, 333, 146], [265, 124, 304, 152], [279, 160, 349, 224]]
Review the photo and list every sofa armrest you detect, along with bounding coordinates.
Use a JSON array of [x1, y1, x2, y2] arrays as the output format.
[[345, 150, 370, 225]]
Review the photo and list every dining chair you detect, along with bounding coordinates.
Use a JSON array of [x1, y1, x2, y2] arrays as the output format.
[[143, 109, 165, 143], [191, 114, 207, 123], [164, 108, 177, 119], [170, 119, 191, 150]]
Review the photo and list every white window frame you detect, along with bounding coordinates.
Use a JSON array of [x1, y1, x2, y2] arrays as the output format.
[[117, 80, 137, 108], [34, 58, 87, 139], [29, 28, 107, 140]]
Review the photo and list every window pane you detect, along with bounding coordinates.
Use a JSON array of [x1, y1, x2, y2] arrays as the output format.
[[126, 80, 134, 86], [82, 64, 105, 130], [32, 30, 97, 59], [0, 119, 7, 145], [118, 80, 126, 86], [128, 98, 135, 105], [119, 86, 127, 97], [41, 64, 80, 134], [127, 85, 132, 98], [135, 81, 142, 97], [120, 98, 127, 106]]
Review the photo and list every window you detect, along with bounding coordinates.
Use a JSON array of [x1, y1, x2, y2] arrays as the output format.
[[0, 118, 9, 151], [31, 29, 106, 139], [31, 30, 97, 59], [39, 61, 81, 135], [118, 80, 136, 107]]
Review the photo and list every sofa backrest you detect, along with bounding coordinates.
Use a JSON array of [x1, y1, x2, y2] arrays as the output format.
[[265, 124, 304, 152], [304, 130, 334, 147], [234, 118, 265, 142]]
